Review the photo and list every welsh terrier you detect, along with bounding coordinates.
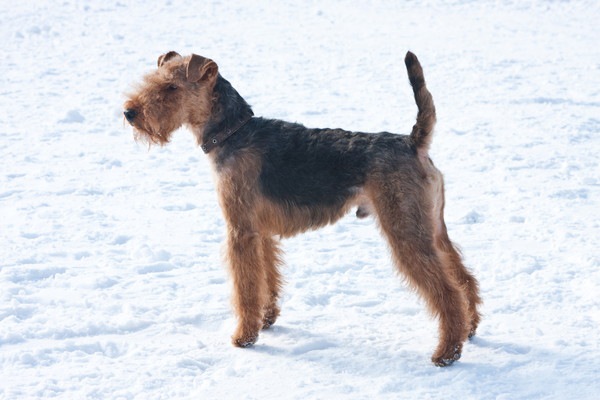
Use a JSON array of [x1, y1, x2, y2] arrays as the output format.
[[123, 51, 482, 366]]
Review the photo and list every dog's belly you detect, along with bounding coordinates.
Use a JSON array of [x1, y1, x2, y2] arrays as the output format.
[[256, 190, 363, 238]]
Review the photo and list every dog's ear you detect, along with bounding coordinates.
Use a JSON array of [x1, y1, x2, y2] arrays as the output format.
[[186, 54, 218, 83], [157, 51, 181, 67]]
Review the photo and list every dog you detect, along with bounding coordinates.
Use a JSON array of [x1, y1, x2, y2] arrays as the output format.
[[123, 51, 481, 366]]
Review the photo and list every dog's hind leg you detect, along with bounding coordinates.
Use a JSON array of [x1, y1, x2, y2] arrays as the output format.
[[432, 182, 482, 338], [370, 179, 470, 366]]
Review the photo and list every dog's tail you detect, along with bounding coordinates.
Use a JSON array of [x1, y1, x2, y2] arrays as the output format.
[[405, 51, 436, 151]]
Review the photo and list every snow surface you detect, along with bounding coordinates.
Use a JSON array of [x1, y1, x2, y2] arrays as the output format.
[[1, 1, 599, 399]]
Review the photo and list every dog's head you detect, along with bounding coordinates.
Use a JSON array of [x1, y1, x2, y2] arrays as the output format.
[[123, 51, 218, 146]]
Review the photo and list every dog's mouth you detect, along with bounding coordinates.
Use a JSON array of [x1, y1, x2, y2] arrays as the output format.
[[123, 107, 168, 146]]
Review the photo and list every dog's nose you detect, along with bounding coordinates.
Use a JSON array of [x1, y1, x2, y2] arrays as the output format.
[[124, 109, 138, 122]]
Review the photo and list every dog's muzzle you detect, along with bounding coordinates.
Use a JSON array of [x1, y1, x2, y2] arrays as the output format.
[[124, 109, 138, 123]]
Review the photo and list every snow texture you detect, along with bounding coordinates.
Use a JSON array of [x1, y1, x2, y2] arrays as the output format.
[[1, 1, 599, 399]]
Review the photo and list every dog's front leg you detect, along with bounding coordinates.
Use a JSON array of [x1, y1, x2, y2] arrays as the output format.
[[226, 228, 268, 347]]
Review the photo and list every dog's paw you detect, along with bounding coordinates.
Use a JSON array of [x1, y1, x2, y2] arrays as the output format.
[[232, 334, 258, 348], [232, 320, 262, 348], [261, 307, 280, 330], [262, 317, 276, 330], [468, 315, 481, 339], [468, 327, 477, 339], [432, 344, 462, 367]]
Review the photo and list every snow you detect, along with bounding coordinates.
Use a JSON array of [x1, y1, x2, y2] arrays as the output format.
[[1, 0, 599, 398]]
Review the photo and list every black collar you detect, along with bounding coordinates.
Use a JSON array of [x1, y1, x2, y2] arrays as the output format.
[[201, 112, 254, 153]]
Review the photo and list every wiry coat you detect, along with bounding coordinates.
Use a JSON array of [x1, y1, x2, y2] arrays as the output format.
[[124, 51, 481, 366]]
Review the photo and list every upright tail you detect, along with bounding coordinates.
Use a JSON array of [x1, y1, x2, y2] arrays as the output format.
[[405, 51, 436, 151]]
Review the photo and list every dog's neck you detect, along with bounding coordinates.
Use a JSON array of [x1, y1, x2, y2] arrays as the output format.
[[200, 75, 254, 154]]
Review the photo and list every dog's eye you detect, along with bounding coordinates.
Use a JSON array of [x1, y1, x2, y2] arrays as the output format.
[[167, 84, 178, 91]]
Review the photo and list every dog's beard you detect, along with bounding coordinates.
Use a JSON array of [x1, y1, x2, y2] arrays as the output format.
[[131, 114, 172, 146]]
